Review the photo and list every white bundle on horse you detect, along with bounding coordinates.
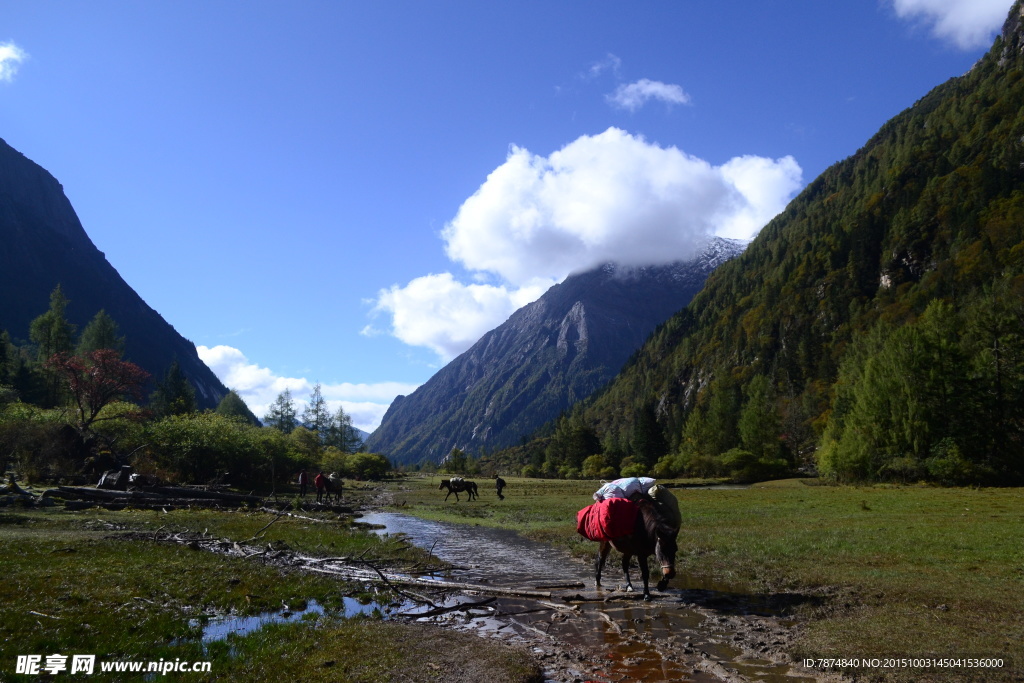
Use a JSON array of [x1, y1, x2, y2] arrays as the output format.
[[593, 476, 656, 502]]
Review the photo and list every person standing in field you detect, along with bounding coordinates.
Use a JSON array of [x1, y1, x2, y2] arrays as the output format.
[[494, 474, 506, 500], [298, 469, 309, 497], [314, 471, 326, 503]]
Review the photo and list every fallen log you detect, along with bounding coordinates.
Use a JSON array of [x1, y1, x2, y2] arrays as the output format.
[[303, 564, 553, 599], [141, 486, 263, 505]]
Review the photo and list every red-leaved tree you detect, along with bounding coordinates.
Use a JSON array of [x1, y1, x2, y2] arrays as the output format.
[[45, 350, 150, 435]]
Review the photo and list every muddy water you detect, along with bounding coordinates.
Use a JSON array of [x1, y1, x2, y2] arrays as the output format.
[[360, 512, 819, 682]]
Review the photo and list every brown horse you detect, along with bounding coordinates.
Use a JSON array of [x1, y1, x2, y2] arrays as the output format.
[[439, 478, 478, 502], [595, 497, 678, 600]]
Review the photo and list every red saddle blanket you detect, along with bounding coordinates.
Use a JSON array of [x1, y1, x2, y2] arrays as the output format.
[[576, 497, 639, 542]]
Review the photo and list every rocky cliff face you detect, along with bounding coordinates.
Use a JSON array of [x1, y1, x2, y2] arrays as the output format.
[[365, 238, 745, 464], [0, 138, 227, 408]]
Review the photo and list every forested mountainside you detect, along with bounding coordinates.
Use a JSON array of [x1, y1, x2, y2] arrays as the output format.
[[365, 239, 744, 465], [0, 138, 227, 408], [511, 2, 1024, 485]]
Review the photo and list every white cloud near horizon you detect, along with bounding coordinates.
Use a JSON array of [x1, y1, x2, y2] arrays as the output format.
[[370, 274, 553, 359], [608, 79, 691, 111], [891, 0, 1012, 49], [0, 42, 27, 83], [368, 127, 802, 362], [196, 344, 419, 433]]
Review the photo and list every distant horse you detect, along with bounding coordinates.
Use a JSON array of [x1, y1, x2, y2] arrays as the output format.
[[439, 478, 478, 502], [595, 497, 678, 601], [322, 473, 343, 504]]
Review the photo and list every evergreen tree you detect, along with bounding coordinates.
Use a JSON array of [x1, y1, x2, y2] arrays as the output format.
[[216, 389, 261, 426], [150, 360, 197, 417], [0, 330, 13, 387], [631, 402, 668, 468], [705, 372, 741, 455], [264, 388, 298, 434], [444, 447, 468, 473], [738, 374, 783, 462], [29, 285, 77, 406], [302, 383, 331, 435], [29, 285, 76, 362], [77, 309, 125, 356], [325, 405, 362, 452]]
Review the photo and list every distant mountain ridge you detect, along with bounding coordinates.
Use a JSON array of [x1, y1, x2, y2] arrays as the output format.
[[365, 238, 745, 464], [0, 138, 228, 408], [544, 1, 1024, 484]]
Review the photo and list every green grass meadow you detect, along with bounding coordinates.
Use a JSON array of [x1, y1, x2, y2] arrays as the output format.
[[0, 504, 540, 682], [2, 477, 1021, 681], [389, 475, 1024, 678]]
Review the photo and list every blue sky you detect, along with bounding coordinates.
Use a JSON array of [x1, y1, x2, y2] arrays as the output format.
[[0, 0, 1012, 430]]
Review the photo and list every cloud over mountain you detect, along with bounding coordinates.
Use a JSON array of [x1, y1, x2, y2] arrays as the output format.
[[891, 0, 1011, 49], [0, 42, 27, 83], [197, 344, 418, 432], [369, 127, 802, 360]]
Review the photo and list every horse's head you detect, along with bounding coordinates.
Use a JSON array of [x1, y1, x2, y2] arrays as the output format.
[[438, 480, 448, 490]]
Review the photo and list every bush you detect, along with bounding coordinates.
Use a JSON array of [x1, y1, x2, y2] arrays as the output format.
[[619, 461, 648, 478], [345, 452, 391, 480], [520, 464, 540, 478], [144, 412, 285, 486], [719, 448, 789, 483], [581, 454, 607, 478]]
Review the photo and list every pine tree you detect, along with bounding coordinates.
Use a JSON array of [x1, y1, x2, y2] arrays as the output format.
[[150, 360, 197, 417], [216, 389, 261, 426], [29, 285, 77, 406], [264, 389, 298, 434], [29, 285, 76, 362], [302, 383, 331, 435], [77, 309, 125, 356], [325, 405, 362, 453]]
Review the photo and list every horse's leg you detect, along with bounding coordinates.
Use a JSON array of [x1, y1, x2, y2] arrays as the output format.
[[621, 552, 636, 593], [638, 554, 652, 601], [444, 489, 452, 501], [596, 542, 611, 588]]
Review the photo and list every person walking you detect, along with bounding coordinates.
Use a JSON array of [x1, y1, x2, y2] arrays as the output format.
[[494, 474, 506, 500]]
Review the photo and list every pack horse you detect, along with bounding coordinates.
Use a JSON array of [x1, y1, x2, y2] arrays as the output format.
[[439, 477, 478, 502]]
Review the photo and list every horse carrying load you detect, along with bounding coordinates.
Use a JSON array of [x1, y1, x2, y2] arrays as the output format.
[[439, 477, 478, 502], [576, 477, 680, 600]]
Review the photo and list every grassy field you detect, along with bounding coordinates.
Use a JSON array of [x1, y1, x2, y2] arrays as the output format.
[[0, 500, 541, 682], [387, 475, 1024, 679]]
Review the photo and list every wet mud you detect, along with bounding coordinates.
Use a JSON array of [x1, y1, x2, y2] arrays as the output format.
[[358, 512, 849, 683]]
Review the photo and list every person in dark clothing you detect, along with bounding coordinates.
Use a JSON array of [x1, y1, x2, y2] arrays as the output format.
[[298, 469, 309, 497], [494, 474, 506, 500]]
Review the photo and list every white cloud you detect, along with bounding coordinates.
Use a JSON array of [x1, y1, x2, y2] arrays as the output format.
[[370, 127, 802, 360], [891, 0, 1012, 50], [368, 273, 553, 360], [196, 344, 418, 433], [586, 53, 622, 79], [0, 42, 27, 83], [607, 79, 691, 111]]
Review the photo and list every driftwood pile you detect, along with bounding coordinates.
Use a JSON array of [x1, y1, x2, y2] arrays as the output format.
[[45, 486, 353, 513]]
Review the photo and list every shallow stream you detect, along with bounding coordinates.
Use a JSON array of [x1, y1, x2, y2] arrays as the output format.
[[358, 511, 822, 682]]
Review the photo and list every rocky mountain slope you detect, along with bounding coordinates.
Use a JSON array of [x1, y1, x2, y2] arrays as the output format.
[[0, 138, 227, 408], [548, 1, 1024, 484], [365, 238, 744, 464]]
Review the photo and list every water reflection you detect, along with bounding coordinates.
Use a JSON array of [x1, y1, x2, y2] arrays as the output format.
[[197, 597, 380, 643]]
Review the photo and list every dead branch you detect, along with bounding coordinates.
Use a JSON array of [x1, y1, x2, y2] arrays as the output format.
[[396, 596, 495, 619]]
